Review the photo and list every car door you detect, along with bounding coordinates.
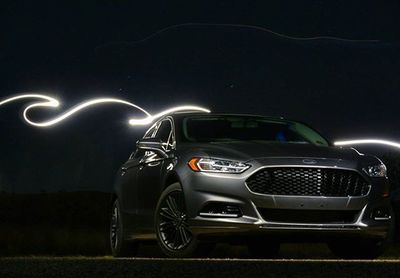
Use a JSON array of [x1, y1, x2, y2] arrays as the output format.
[[135, 118, 175, 232], [117, 124, 158, 233]]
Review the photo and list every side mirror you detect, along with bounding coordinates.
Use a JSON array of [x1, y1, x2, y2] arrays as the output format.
[[136, 138, 168, 158]]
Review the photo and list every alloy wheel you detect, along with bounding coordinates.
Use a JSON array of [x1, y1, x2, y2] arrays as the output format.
[[158, 190, 193, 250]]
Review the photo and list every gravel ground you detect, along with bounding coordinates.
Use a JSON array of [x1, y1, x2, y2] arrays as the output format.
[[1, 244, 399, 278], [0, 257, 400, 278]]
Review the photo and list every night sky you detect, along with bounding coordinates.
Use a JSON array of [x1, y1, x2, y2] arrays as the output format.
[[1, 1, 400, 193]]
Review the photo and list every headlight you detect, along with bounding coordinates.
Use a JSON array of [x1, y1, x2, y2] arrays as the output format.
[[364, 164, 387, 177], [188, 157, 250, 173]]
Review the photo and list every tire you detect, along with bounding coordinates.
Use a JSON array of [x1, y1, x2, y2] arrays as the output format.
[[328, 238, 386, 259], [155, 182, 213, 258], [110, 199, 138, 257], [247, 238, 280, 258]]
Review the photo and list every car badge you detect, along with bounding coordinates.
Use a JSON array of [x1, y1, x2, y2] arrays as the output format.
[[302, 159, 317, 164]]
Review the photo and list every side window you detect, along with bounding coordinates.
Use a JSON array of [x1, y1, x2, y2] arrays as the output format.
[[154, 119, 175, 151], [143, 123, 158, 138], [154, 120, 172, 143], [129, 119, 174, 159], [129, 123, 158, 159]]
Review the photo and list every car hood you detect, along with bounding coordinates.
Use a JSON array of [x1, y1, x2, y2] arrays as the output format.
[[181, 141, 364, 162]]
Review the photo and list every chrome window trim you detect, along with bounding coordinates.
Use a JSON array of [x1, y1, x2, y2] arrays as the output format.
[[144, 122, 159, 138]]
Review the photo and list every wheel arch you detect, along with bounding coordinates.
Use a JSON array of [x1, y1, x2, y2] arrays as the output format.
[[164, 171, 182, 190]]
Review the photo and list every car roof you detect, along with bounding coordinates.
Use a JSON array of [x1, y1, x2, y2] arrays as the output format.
[[169, 111, 286, 121]]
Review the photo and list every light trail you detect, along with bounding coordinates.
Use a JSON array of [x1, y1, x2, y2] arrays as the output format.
[[0, 94, 210, 127], [334, 139, 400, 149], [129, 105, 210, 125]]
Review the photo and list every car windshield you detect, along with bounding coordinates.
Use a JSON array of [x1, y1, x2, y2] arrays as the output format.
[[182, 116, 329, 146]]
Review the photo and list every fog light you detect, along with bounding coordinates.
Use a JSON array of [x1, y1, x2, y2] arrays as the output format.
[[199, 203, 242, 218], [371, 208, 391, 221]]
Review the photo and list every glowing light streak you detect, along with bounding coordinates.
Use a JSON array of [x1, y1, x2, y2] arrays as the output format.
[[128, 105, 210, 126], [334, 139, 400, 149], [0, 94, 210, 127]]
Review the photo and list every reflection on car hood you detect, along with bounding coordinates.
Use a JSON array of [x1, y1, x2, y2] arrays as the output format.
[[181, 141, 362, 161]]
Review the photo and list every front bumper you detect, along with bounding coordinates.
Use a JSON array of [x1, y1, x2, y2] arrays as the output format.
[[188, 213, 390, 241], [180, 157, 392, 241]]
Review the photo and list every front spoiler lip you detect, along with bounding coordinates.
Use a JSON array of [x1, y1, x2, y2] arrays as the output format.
[[188, 216, 377, 230], [188, 217, 391, 239], [258, 224, 364, 230]]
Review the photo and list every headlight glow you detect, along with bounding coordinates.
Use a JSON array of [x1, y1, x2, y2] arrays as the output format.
[[364, 164, 387, 177], [188, 157, 250, 173]]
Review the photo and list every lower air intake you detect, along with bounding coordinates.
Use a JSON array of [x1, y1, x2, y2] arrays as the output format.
[[258, 208, 360, 224]]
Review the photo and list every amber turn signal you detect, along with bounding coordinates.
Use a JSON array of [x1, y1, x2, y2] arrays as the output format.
[[188, 157, 200, 171]]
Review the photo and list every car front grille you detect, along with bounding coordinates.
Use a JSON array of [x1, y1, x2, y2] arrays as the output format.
[[246, 167, 370, 197], [257, 208, 360, 224]]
